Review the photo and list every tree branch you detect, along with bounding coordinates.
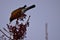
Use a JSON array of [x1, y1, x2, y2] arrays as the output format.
[[0, 29, 12, 40]]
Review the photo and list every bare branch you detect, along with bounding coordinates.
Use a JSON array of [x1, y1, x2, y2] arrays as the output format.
[[3, 28, 9, 33], [0, 29, 12, 39]]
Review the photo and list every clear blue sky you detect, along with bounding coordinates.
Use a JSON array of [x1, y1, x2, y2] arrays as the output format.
[[0, 0, 60, 40]]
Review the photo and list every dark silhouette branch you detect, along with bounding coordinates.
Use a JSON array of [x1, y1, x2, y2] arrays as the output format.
[[3, 28, 9, 33], [0, 29, 12, 40]]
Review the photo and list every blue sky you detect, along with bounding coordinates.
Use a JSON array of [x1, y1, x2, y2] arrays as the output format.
[[0, 0, 60, 40]]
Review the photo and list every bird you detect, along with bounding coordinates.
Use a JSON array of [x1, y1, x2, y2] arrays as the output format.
[[10, 5, 36, 23]]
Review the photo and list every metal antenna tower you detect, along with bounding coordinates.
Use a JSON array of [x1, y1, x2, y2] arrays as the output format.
[[45, 23, 48, 40]]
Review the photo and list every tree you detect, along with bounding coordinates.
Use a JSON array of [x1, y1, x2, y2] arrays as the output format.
[[0, 5, 35, 40]]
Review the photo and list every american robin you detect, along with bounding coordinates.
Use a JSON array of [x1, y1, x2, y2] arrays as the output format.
[[10, 5, 35, 23]]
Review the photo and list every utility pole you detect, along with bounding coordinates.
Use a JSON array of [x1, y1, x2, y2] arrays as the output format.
[[45, 23, 48, 40]]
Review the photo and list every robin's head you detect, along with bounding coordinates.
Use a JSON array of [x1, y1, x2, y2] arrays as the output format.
[[9, 18, 13, 24]]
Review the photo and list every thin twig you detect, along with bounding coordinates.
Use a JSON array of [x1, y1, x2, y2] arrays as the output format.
[[3, 28, 9, 33], [0, 29, 12, 40]]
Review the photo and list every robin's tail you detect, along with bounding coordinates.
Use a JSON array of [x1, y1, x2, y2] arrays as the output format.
[[24, 5, 36, 12]]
